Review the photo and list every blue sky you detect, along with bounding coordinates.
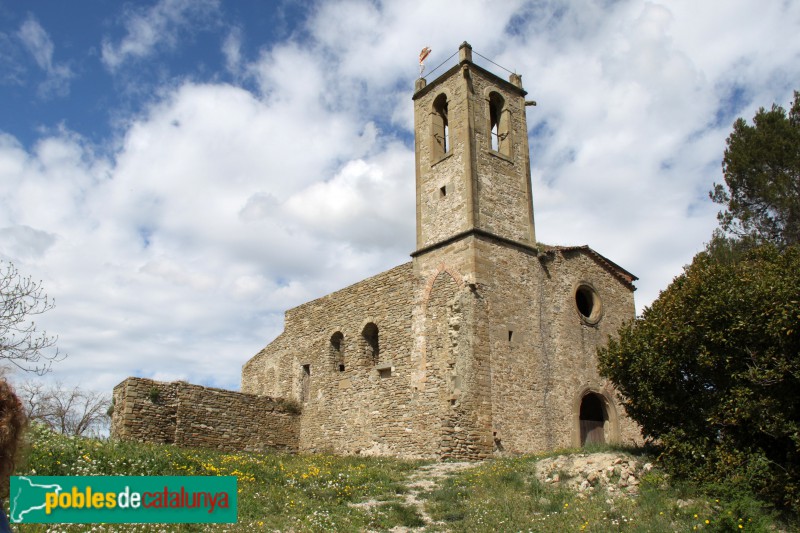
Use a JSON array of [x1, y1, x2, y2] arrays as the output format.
[[1, 1, 307, 146], [1, 0, 799, 397]]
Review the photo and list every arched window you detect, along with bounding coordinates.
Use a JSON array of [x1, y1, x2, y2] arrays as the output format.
[[431, 93, 449, 160], [488, 91, 511, 156], [330, 331, 345, 372], [362, 323, 379, 364]]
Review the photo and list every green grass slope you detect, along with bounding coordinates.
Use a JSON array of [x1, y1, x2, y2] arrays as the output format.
[[7, 425, 792, 532]]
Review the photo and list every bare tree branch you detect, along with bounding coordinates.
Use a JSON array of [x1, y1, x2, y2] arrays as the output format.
[[0, 261, 65, 374], [17, 380, 110, 436]]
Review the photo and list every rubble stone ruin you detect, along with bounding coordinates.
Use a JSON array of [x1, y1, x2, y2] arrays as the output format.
[[112, 42, 642, 459]]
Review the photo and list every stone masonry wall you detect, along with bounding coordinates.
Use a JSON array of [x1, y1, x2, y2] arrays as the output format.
[[112, 377, 299, 452], [414, 66, 469, 249], [112, 378, 178, 444], [482, 242, 642, 453], [242, 263, 432, 457], [467, 65, 535, 245], [411, 236, 495, 460]]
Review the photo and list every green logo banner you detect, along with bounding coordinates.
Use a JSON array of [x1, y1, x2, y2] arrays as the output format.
[[9, 476, 237, 524]]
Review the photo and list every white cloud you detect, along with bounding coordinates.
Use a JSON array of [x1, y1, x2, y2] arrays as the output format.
[[101, 0, 220, 70], [0, 225, 57, 261], [16, 16, 72, 97], [140, 258, 215, 290], [17, 17, 53, 70], [222, 27, 243, 76], [283, 146, 415, 253]]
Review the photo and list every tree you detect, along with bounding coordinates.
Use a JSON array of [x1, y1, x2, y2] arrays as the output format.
[[710, 91, 800, 247], [598, 244, 800, 511], [0, 261, 64, 374], [19, 380, 110, 437]]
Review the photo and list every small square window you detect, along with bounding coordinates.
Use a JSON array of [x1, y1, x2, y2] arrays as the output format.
[[378, 368, 392, 379]]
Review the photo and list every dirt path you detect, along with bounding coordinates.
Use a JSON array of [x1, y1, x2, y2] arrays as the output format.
[[354, 462, 481, 533], [390, 461, 477, 532], [350, 460, 478, 531]]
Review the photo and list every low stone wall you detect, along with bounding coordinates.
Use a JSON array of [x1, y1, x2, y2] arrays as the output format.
[[111, 377, 299, 453], [111, 379, 178, 444]]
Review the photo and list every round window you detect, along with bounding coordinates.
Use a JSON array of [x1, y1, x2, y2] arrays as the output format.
[[575, 284, 602, 324]]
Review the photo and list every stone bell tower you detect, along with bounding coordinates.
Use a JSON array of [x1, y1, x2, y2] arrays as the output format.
[[412, 41, 536, 254], [408, 42, 542, 459]]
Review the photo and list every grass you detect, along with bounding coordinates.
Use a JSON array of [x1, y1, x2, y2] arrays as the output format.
[[8, 425, 793, 532], [11, 423, 425, 531], [423, 446, 786, 532]]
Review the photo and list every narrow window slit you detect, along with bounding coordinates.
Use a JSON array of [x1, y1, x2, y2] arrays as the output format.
[[301, 364, 311, 403]]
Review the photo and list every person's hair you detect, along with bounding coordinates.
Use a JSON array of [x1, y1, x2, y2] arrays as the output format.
[[0, 379, 27, 498]]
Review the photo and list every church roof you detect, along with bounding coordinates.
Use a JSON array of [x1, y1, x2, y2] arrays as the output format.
[[546, 245, 638, 289]]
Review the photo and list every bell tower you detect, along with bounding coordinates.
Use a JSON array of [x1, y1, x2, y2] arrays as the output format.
[[412, 42, 536, 254]]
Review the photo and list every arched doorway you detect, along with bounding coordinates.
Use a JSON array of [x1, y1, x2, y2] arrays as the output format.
[[579, 393, 607, 445]]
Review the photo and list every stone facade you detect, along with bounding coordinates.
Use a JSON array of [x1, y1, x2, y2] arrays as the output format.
[[112, 42, 642, 459], [112, 377, 298, 452]]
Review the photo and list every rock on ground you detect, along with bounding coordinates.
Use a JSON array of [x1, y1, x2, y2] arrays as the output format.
[[535, 452, 653, 498]]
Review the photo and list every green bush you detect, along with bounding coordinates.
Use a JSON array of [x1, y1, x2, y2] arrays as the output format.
[[147, 387, 160, 403], [598, 245, 800, 512]]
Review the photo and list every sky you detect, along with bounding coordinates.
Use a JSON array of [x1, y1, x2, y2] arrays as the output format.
[[1, 0, 798, 397]]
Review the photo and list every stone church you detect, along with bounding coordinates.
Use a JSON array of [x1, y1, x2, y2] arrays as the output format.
[[112, 42, 641, 459]]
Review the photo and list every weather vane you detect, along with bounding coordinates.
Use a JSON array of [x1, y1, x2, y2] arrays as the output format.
[[419, 46, 431, 78]]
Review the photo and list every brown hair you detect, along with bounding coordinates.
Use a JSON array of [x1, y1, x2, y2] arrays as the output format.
[[0, 379, 27, 498]]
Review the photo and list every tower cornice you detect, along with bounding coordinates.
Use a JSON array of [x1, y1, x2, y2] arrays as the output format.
[[413, 61, 527, 102]]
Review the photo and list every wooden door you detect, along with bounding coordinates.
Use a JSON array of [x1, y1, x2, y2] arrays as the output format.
[[579, 393, 606, 446]]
